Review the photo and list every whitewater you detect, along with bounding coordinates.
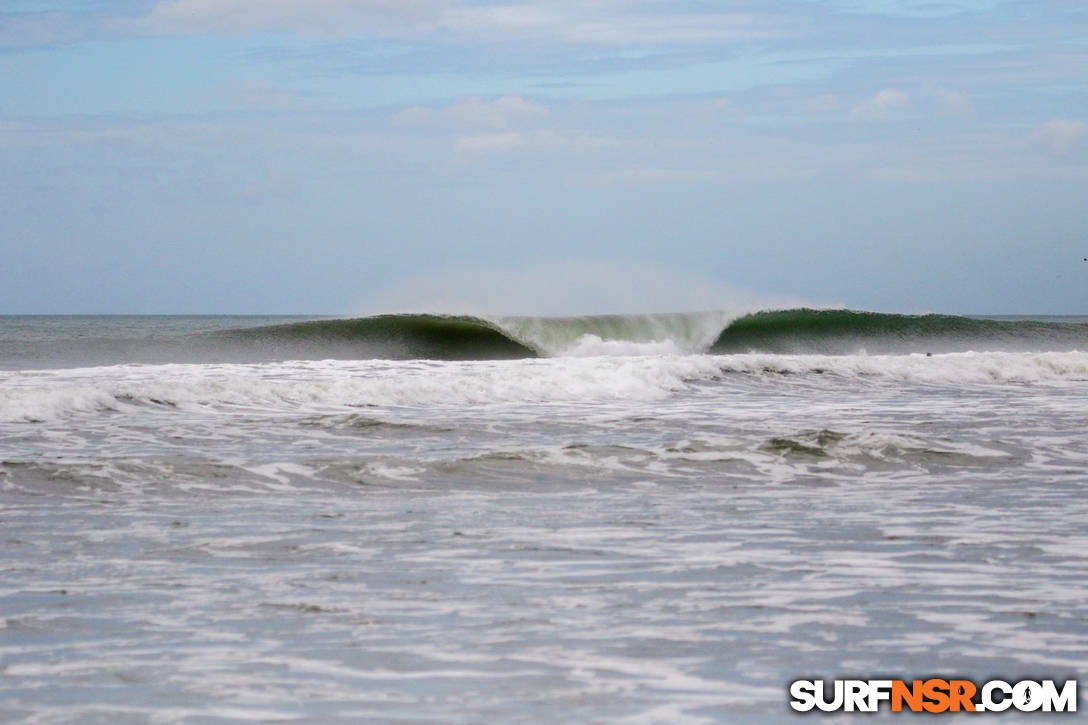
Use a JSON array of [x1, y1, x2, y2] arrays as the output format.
[[2, 310, 1087, 723]]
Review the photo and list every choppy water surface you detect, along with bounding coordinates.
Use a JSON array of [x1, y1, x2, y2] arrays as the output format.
[[1, 315, 1087, 722]]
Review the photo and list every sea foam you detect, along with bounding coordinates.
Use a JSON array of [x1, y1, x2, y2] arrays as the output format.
[[3, 351, 1088, 422]]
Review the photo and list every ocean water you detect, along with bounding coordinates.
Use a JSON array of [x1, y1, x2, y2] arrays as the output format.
[[1, 311, 1087, 723]]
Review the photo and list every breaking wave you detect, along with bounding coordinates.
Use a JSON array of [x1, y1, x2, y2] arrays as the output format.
[[212, 314, 536, 360], [709, 309, 1088, 354], [212, 309, 1088, 360]]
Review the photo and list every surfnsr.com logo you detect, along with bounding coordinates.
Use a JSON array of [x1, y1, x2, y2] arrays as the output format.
[[789, 679, 1078, 713]]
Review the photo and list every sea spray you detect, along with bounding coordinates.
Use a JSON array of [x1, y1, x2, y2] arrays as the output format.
[[490, 309, 741, 356]]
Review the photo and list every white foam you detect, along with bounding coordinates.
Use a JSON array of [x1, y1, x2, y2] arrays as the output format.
[[560, 334, 688, 357], [0, 357, 717, 422], [2, 351, 1087, 422], [718, 350, 1088, 385], [490, 309, 741, 356]]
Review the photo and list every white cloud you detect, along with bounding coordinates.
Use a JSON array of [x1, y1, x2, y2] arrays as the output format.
[[440, 4, 558, 35], [394, 96, 547, 130], [0, 10, 99, 49], [453, 131, 525, 154], [441, 7, 779, 46], [936, 89, 972, 115], [1031, 119, 1088, 153], [850, 89, 909, 120], [529, 129, 647, 155], [141, 0, 447, 35], [563, 13, 777, 45], [138, 0, 781, 45]]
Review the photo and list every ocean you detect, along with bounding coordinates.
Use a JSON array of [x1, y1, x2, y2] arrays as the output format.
[[1, 310, 1087, 722]]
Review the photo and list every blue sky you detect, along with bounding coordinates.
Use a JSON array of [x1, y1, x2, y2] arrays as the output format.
[[1, 0, 1086, 314]]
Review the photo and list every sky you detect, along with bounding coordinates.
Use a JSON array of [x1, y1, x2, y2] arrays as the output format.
[[1, 0, 1086, 315]]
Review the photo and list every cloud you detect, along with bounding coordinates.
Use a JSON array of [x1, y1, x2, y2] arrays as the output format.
[[830, 0, 1004, 18], [452, 132, 525, 154], [1031, 119, 1088, 153], [136, 0, 782, 47], [0, 10, 100, 49], [395, 97, 546, 158], [140, 0, 447, 35], [394, 96, 547, 130], [442, 5, 780, 45], [935, 89, 972, 115], [850, 89, 909, 119], [438, 4, 557, 36]]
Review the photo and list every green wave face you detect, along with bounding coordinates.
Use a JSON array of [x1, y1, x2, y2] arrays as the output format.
[[711, 309, 1088, 354], [214, 314, 538, 360]]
